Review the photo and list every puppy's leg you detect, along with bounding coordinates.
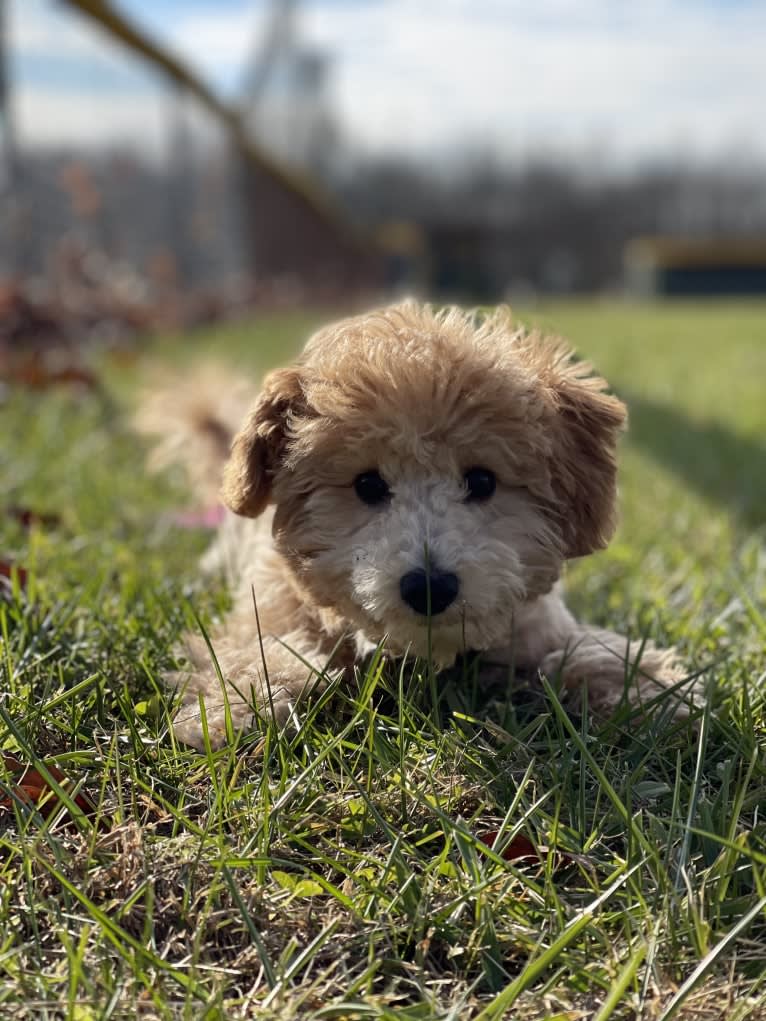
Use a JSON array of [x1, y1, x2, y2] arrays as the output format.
[[491, 587, 697, 719], [170, 614, 345, 751], [538, 625, 691, 717]]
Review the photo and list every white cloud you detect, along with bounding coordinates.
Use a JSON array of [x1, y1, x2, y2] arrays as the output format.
[[8, 0, 224, 156], [167, 5, 266, 91], [12, 0, 106, 58], [8, 0, 766, 166], [299, 0, 766, 163], [11, 0, 155, 86], [14, 88, 167, 154]]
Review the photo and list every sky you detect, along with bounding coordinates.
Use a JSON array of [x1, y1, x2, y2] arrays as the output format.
[[6, 0, 766, 168]]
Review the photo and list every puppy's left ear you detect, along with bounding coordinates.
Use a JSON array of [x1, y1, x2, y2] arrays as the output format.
[[221, 367, 306, 517], [544, 353, 627, 558], [547, 359, 625, 559]]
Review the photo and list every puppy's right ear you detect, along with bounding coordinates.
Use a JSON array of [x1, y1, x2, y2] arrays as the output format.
[[221, 367, 305, 517]]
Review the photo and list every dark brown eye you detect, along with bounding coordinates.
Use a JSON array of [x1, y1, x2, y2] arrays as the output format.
[[464, 467, 496, 502], [354, 470, 390, 506]]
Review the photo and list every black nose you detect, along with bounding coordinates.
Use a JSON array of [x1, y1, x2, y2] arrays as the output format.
[[399, 569, 460, 616]]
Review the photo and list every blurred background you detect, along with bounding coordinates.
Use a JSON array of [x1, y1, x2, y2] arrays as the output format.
[[0, 0, 764, 715], [2, 0, 766, 354]]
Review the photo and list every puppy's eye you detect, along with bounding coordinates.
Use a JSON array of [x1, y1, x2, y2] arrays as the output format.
[[464, 467, 496, 502], [354, 470, 391, 506]]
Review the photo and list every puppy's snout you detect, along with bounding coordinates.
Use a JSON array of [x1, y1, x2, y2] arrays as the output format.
[[400, 569, 459, 616]]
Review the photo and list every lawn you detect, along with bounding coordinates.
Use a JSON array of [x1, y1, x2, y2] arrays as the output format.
[[1, 300, 765, 1020]]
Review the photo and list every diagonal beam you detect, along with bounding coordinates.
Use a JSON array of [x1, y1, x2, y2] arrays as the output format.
[[61, 0, 356, 241]]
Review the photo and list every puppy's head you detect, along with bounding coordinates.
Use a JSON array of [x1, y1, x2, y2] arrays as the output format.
[[222, 303, 625, 659]]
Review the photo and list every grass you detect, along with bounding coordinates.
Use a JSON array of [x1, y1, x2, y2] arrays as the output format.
[[0, 300, 765, 1019]]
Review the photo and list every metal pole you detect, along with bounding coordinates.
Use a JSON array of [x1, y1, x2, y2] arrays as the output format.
[[0, 0, 16, 189]]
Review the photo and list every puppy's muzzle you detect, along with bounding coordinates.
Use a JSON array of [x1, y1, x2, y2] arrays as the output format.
[[399, 569, 460, 616]]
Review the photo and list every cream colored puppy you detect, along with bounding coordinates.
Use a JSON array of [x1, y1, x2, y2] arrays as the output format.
[[142, 302, 692, 750]]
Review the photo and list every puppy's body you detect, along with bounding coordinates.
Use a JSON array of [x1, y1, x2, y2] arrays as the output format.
[[141, 303, 690, 749]]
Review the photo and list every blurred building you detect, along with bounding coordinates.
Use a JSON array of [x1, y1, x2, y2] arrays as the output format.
[[5, 1, 766, 307], [0, 0, 381, 305], [625, 237, 766, 297], [233, 0, 383, 295], [241, 0, 340, 179]]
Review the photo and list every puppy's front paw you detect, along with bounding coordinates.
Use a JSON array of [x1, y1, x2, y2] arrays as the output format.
[[540, 633, 701, 721], [172, 695, 257, 752], [169, 668, 327, 751]]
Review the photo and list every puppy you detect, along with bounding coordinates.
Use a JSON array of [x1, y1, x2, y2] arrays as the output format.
[[139, 302, 693, 750]]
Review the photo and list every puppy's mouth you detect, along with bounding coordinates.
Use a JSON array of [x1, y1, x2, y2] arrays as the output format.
[[407, 605, 466, 628], [389, 603, 471, 642], [361, 599, 467, 635]]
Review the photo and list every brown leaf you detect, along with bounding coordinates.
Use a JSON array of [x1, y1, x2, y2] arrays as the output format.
[[477, 830, 584, 869], [0, 755, 98, 821], [477, 830, 541, 862], [0, 353, 99, 391], [0, 561, 28, 588], [6, 506, 61, 530]]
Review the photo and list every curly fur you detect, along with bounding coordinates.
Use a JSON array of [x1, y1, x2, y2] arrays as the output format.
[[140, 302, 697, 750]]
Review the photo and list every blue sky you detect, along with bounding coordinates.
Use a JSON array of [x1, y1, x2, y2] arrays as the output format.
[[8, 0, 766, 166]]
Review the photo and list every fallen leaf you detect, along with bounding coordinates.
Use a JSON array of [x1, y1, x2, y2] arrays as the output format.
[[6, 506, 61, 530], [478, 830, 541, 862], [477, 830, 585, 869], [0, 755, 98, 821], [106, 347, 140, 369], [0, 354, 99, 391], [0, 561, 28, 588]]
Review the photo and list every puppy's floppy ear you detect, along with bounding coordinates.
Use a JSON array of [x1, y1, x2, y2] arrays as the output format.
[[546, 357, 627, 558], [221, 367, 306, 517], [513, 329, 626, 558]]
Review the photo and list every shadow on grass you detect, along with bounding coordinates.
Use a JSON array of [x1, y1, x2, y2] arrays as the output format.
[[621, 389, 766, 528]]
